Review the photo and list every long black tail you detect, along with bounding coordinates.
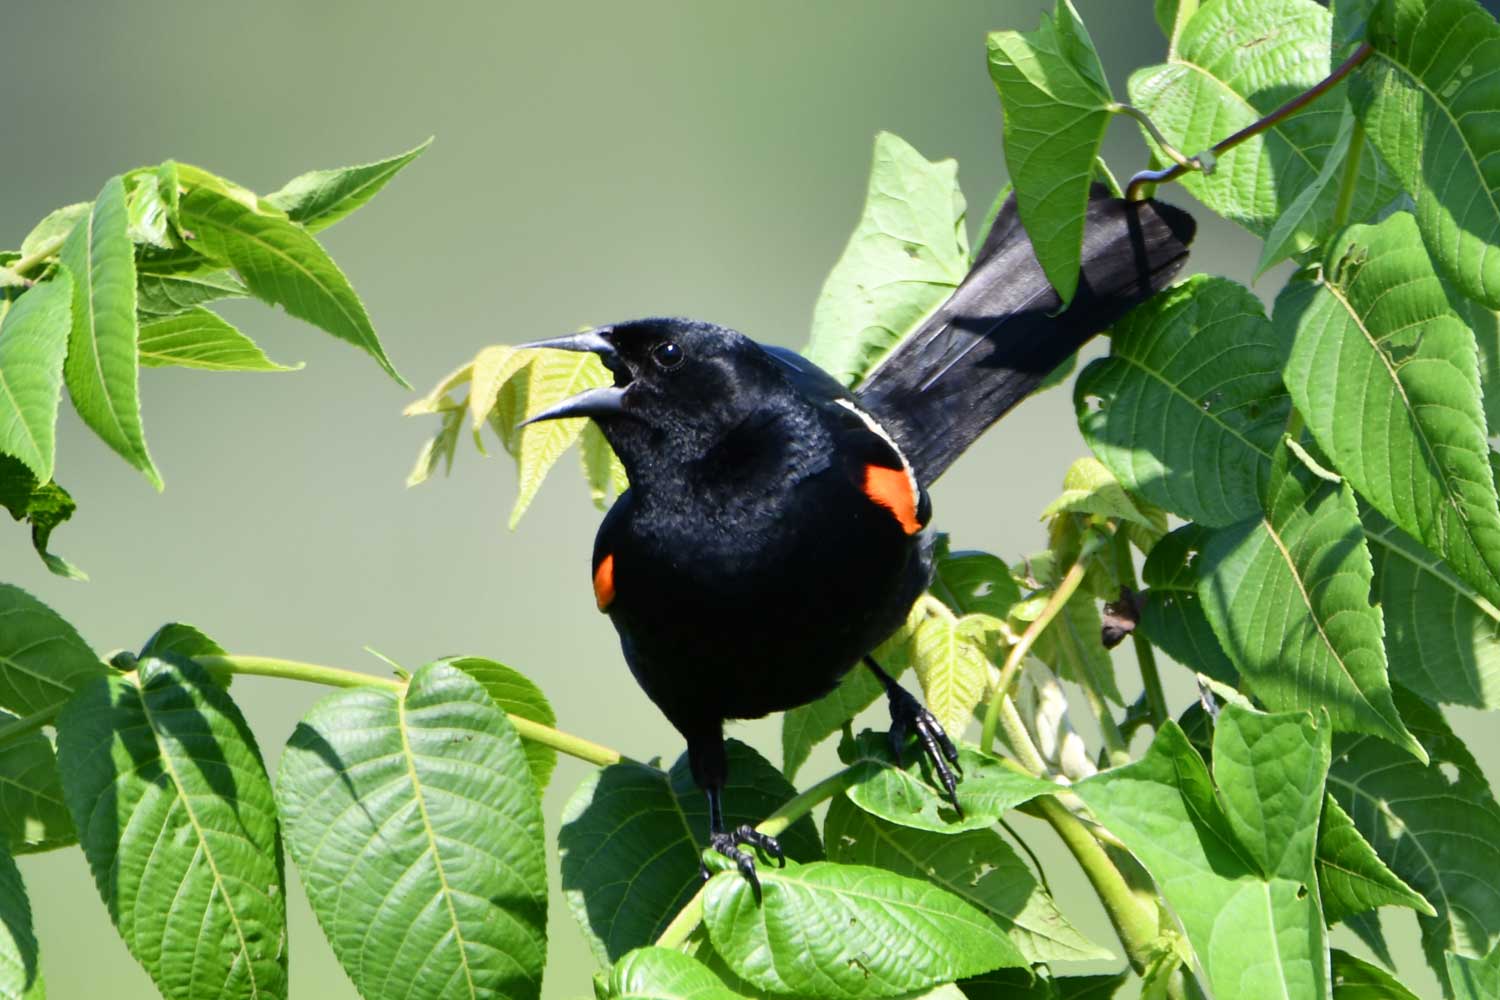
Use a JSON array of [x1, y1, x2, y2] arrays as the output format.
[[854, 186, 1196, 488]]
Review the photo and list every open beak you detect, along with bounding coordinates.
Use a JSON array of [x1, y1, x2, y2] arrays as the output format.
[[517, 328, 628, 425]]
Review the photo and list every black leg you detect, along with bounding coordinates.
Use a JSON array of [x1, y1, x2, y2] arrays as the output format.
[[864, 655, 964, 817], [687, 730, 783, 901]]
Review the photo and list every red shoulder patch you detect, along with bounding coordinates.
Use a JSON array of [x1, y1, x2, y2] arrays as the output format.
[[863, 464, 922, 535], [593, 553, 616, 611]]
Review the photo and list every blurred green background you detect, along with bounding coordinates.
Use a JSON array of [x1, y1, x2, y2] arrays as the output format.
[[2, 2, 1487, 997]]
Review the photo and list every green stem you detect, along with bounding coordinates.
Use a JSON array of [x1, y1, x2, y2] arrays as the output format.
[[195, 654, 623, 767], [980, 530, 1107, 755], [995, 694, 1048, 775], [1109, 104, 1200, 170], [655, 765, 861, 951], [1331, 120, 1366, 230], [1127, 42, 1373, 200], [11, 235, 67, 278], [1036, 796, 1160, 975], [1112, 532, 1168, 730]]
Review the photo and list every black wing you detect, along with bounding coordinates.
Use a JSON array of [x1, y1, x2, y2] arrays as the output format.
[[854, 186, 1196, 488]]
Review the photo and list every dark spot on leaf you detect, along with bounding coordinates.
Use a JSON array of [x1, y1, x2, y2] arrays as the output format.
[[1297, 884, 1308, 899]]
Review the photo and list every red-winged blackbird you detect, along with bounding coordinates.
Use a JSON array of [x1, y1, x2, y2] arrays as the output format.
[[522, 188, 1195, 890]]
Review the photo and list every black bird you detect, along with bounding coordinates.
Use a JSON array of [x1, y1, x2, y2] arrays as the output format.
[[522, 188, 1194, 890]]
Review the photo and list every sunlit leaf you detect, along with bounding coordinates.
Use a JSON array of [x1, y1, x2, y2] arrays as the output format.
[[0, 585, 103, 718], [138, 307, 297, 372], [0, 271, 73, 482], [265, 138, 430, 233], [509, 348, 612, 526], [435, 655, 559, 791]]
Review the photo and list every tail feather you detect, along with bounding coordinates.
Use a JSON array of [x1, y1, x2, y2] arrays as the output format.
[[854, 186, 1196, 488]]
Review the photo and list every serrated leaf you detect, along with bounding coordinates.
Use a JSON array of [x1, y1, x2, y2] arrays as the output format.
[[0, 711, 72, 854], [177, 180, 406, 386], [579, 420, 623, 511], [60, 176, 159, 488], [1449, 942, 1500, 1000], [1280, 211, 1500, 609], [1128, 0, 1397, 242], [124, 171, 174, 250], [0, 271, 72, 482], [1318, 794, 1433, 924], [0, 844, 41, 1000], [986, 1, 1113, 304], [1074, 719, 1328, 1000], [135, 271, 247, 318], [1330, 949, 1421, 1000], [610, 948, 742, 1000], [0, 584, 103, 718], [0, 456, 82, 581], [55, 655, 286, 1000], [911, 615, 989, 740], [509, 348, 612, 526], [19, 203, 89, 259], [1446, 283, 1500, 437], [703, 860, 1024, 998], [1328, 688, 1500, 991], [405, 360, 474, 416], [277, 661, 546, 1000], [433, 655, 558, 791], [138, 307, 297, 372], [1138, 525, 1240, 685], [930, 547, 1022, 621], [559, 739, 821, 965], [1352, 0, 1500, 308], [1364, 507, 1500, 709], [825, 795, 1109, 964], [1076, 275, 1289, 528], [1198, 450, 1422, 757], [1041, 456, 1164, 533], [803, 132, 968, 387], [1258, 105, 1368, 276], [468, 345, 533, 431], [782, 665, 892, 784], [839, 731, 1055, 834], [407, 404, 464, 487], [264, 138, 430, 233]]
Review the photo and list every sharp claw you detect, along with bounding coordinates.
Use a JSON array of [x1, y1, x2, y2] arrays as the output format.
[[710, 827, 783, 901], [883, 684, 966, 818]]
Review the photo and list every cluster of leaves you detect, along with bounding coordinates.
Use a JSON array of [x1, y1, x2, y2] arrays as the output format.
[[6, 0, 1500, 999], [0, 141, 424, 577]]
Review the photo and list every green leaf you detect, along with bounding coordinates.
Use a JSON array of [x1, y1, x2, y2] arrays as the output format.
[[433, 655, 559, 791], [802, 132, 968, 387], [176, 180, 406, 386], [839, 731, 1055, 834], [0, 456, 83, 581], [0, 843, 41, 1000], [276, 661, 546, 1000], [959, 969, 1128, 1000], [19, 203, 89, 259], [782, 665, 891, 783], [580, 420, 624, 511], [930, 546, 1022, 621], [406, 404, 464, 488], [986, 1, 1113, 304], [1213, 704, 1330, 880], [0, 271, 72, 481], [1352, 0, 1500, 308], [559, 739, 821, 965], [1029, 588, 1122, 705], [911, 614, 990, 740], [468, 345, 533, 435], [1364, 507, 1500, 709], [124, 171, 174, 250], [1449, 941, 1500, 1000], [1074, 719, 1329, 1000], [55, 655, 286, 1000], [703, 860, 1024, 998], [0, 584, 102, 718], [264, 138, 431, 233], [610, 948, 742, 1000], [1198, 450, 1422, 757], [135, 271, 247, 318], [1447, 283, 1500, 437], [1128, 0, 1396, 240], [509, 348, 613, 526], [1137, 525, 1240, 685], [1318, 794, 1433, 924], [0, 712, 73, 854], [1257, 105, 1370, 276], [1076, 275, 1289, 528], [1280, 212, 1500, 609], [1330, 949, 1421, 1000], [825, 795, 1108, 964], [138, 307, 297, 372], [1328, 688, 1500, 990], [59, 176, 159, 488]]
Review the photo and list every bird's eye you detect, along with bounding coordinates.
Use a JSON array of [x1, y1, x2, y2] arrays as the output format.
[[652, 341, 685, 370]]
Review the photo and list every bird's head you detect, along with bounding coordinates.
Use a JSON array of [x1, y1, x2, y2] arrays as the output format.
[[519, 318, 788, 476]]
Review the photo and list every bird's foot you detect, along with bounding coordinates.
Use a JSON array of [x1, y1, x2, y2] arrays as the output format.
[[886, 686, 964, 817], [701, 825, 784, 902]]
